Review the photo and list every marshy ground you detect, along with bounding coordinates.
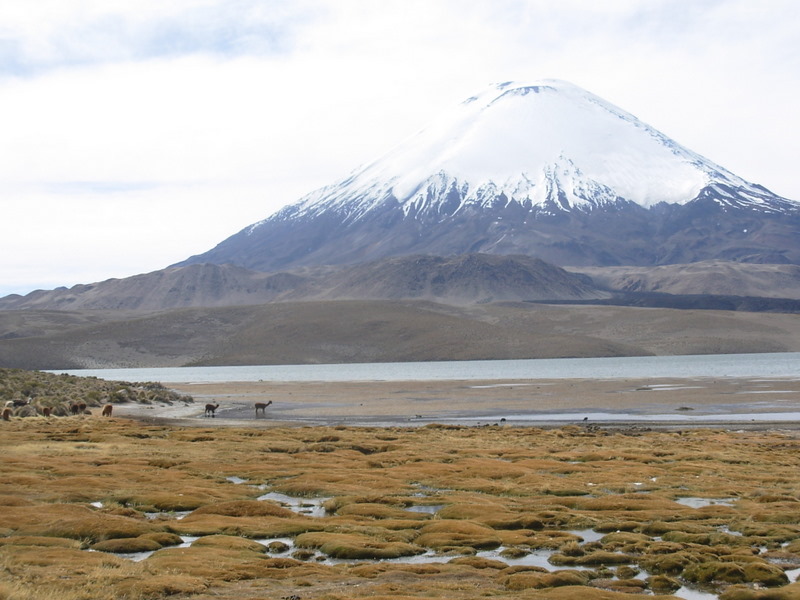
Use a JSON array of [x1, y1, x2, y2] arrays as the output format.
[[2, 381, 800, 600]]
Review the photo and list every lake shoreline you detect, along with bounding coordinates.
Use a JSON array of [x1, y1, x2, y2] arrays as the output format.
[[113, 375, 800, 431]]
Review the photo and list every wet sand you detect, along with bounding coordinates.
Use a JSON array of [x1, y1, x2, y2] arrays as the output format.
[[114, 376, 800, 430]]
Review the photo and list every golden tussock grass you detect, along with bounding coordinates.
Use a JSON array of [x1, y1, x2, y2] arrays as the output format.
[[169, 513, 320, 538], [295, 531, 424, 559], [0, 503, 163, 542], [1, 417, 799, 599], [502, 569, 590, 589], [334, 502, 431, 520], [415, 520, 503, 550], [719, 582, 800, 599], [190, 499, 298, 518]]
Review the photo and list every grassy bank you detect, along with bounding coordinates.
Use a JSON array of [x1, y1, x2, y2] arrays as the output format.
[[0, 368, 192, 417]]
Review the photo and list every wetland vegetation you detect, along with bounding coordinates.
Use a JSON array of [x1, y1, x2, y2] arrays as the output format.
[[1, 407, 800, 599], [0, 368, 192, 418]]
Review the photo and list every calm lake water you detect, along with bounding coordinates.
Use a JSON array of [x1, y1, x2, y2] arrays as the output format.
[[55, 352, 800, 383]]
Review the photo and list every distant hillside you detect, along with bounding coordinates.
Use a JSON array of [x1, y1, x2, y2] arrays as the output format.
[[1, 299, 799, 370], [0, 254, 609, 311], [570, 261, 800, 299], [0, 263, 299, 311], [308, 254, 607, 303]]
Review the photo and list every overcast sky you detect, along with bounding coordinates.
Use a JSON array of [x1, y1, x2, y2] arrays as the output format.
[[1, 0, 798, 297]]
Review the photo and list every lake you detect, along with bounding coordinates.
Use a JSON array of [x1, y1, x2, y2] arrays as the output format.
[[54, 352, 800, 383]]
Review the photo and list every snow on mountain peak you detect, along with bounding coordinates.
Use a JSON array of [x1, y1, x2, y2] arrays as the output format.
[[276, 79, 790, 226], [182, 80, 800, 273]]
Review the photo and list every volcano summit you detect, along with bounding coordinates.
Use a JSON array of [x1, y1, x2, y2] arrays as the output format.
[[179, 79, 800, 270]]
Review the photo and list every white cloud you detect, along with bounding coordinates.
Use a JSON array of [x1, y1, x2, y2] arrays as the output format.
[[0, 0, 314, 71], [0, 0, 798, 296]]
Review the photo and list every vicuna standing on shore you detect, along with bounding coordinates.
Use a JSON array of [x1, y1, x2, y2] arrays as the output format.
[[254, 401, 272, 416]]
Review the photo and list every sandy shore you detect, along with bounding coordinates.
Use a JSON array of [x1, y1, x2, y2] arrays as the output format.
[[112, 375, 800, 430]]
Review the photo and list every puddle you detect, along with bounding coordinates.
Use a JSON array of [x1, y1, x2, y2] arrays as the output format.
[[469, 383, 537, 389], [675, 497, 736, 508], [144, 510, 191, 520], [405, 504, 445, 514], [475, 547, 596, 570], [454, 412, 800, 423], [226, 476, 249, 484], [673, 586, 721, 600], [254, 536, 294, 551], [179, 535, 199, 547], [257, 491, 330, 517], [316, 545, 586, 569], [412, 483, 450, 496], [90, 548, 154, 562], [568, 529, 605, 543], [642, 385, 706, 391]]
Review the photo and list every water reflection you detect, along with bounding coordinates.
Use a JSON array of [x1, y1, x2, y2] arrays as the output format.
[[675, 497, 736, 508], [405, 504, 445, 514], [256, 491, 330, 518]]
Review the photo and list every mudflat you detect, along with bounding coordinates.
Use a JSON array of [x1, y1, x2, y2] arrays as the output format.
[[117, 376, 800, 430]]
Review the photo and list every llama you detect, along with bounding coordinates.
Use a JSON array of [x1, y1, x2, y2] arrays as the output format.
[[101, 404, 113, 417], [2, 407, 11, 421], [204, 403, 220, 417], [41, 406, 52, 417], [254, 401, 273, 416], [69, 403, 81, 415]]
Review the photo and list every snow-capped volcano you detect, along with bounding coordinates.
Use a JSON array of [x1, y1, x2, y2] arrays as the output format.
[[280, 79, 788, 222], [179, 80, 800, 270]]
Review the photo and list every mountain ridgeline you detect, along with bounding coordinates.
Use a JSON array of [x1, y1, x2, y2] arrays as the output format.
[[177, 80, 800, 272]]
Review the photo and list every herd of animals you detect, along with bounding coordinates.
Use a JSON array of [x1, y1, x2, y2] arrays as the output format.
[[1, 396, 114, 421], [203, 400, 272, 417], [1, 397, 273, 421]]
